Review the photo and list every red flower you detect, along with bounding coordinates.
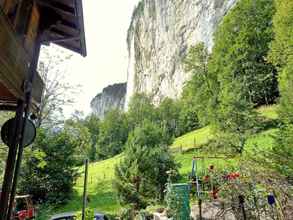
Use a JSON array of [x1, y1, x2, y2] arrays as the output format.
[[203, 175, 210, 182]]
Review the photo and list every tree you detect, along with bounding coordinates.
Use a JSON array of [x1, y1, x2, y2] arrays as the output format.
[[20, 128, 80, 204], [206, 0, 277, 153], [97, 109, 129, 159], [114, 121, 178, 210], [126, 93, 157, 130], [210, 0, 277, 106], [36, 46, 80, 128], [157, 98, 181, 138], [182, 42, 216, 127], [269, 0, 293, 179], [64, 117, 92, 165], [83, 114, 100, 161]]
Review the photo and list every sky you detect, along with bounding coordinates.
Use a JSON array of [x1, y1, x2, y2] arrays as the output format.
[[42, 0, 139, 117]]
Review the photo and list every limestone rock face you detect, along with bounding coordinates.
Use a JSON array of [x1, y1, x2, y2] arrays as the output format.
[[125, 0, 238, 108], [91, 83, 126, 119]]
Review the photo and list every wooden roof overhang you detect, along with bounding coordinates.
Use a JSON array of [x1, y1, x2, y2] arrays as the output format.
[[0, 0, 86, 113], [37, 0, 87, 57]]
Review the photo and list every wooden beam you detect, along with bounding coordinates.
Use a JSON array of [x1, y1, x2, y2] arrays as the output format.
[[36, 0, 75, 18], [47, 36, 79, 43], [74, 0, 86, 56], [53, 23, 79, 36]]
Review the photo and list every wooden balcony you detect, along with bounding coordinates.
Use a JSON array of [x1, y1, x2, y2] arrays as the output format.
[[0, 8, 44, 111]]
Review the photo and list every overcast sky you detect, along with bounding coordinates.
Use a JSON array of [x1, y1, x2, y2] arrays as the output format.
[[42, 0, 139, 117]]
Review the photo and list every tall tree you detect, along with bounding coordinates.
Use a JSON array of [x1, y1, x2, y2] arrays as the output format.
[[269, 0, 293, 178], [183, 42, 216, 126], [207, 0, 276, 153], [210, 0, 277, 106]]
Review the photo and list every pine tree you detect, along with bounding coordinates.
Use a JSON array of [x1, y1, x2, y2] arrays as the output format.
[[114, 121, 178, 210]]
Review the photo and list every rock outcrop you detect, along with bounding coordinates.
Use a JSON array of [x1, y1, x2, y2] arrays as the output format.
[[125, 0, 238, 108], [91, 83, 126, 119]]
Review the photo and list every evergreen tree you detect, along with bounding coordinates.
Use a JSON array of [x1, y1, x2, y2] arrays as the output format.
[[114, 121, 178, 210]]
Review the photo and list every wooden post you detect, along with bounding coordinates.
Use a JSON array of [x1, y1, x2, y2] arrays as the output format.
[[82, 159, 89, 220], [0, 100, 25, 220], [198, 198, 202, 220], [6, 36, 41, 220], [239, 195, 247, 220]]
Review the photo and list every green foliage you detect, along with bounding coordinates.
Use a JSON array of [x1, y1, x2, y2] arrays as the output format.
[[20, 128, 80, 204], [183, 43, 216, 126], [65, 118, 92, 165], [177, 101, 199, 136], [114, 121, 178, 210], [203, 0, 278, 153], [126, 93, 156, 130], [97, 109, 129, 159], [165, 184, 183, 219], [269, 0, 293, 180], [156, 98, 181, 138], [269, 0, 293, 69], [210, 0, 278, 106], [76, 208, 94, 220], [83, 114, 100, 161], [214, 81, 259, 153], [120, 207, 136, 220]]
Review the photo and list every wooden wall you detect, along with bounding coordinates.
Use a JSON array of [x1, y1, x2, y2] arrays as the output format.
[[0, 6, 43, 110]]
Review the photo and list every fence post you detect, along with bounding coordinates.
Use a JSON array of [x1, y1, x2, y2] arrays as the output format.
[[82, 159, 89, 220], [239, 195, 247, 220]]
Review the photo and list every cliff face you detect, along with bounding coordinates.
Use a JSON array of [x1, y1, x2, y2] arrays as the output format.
[[125, 0, 238, 108], [91, 83, 127, 119]]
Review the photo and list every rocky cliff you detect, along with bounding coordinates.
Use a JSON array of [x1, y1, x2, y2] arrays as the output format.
[[125, 0, 238, 108], [91, 83, 127, 118]]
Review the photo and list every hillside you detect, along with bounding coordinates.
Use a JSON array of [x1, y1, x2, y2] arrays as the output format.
[[37, 105, 278, 219]]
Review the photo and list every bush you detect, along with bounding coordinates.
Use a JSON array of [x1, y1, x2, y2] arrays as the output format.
[[20, 128, 80, 204], [76, 208, 94, 220]]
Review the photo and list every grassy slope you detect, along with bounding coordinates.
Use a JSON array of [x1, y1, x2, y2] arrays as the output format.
[[40, 105, 278, 219]]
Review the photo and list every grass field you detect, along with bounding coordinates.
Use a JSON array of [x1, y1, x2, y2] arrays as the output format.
[[38, 105, 278, 219], [37, 155, 123, 219], [172, 126, 213, 150]]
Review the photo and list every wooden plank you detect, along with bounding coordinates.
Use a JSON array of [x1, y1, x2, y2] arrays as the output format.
[[24, 2, 40, 57], [0, 10, 43, 110]]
